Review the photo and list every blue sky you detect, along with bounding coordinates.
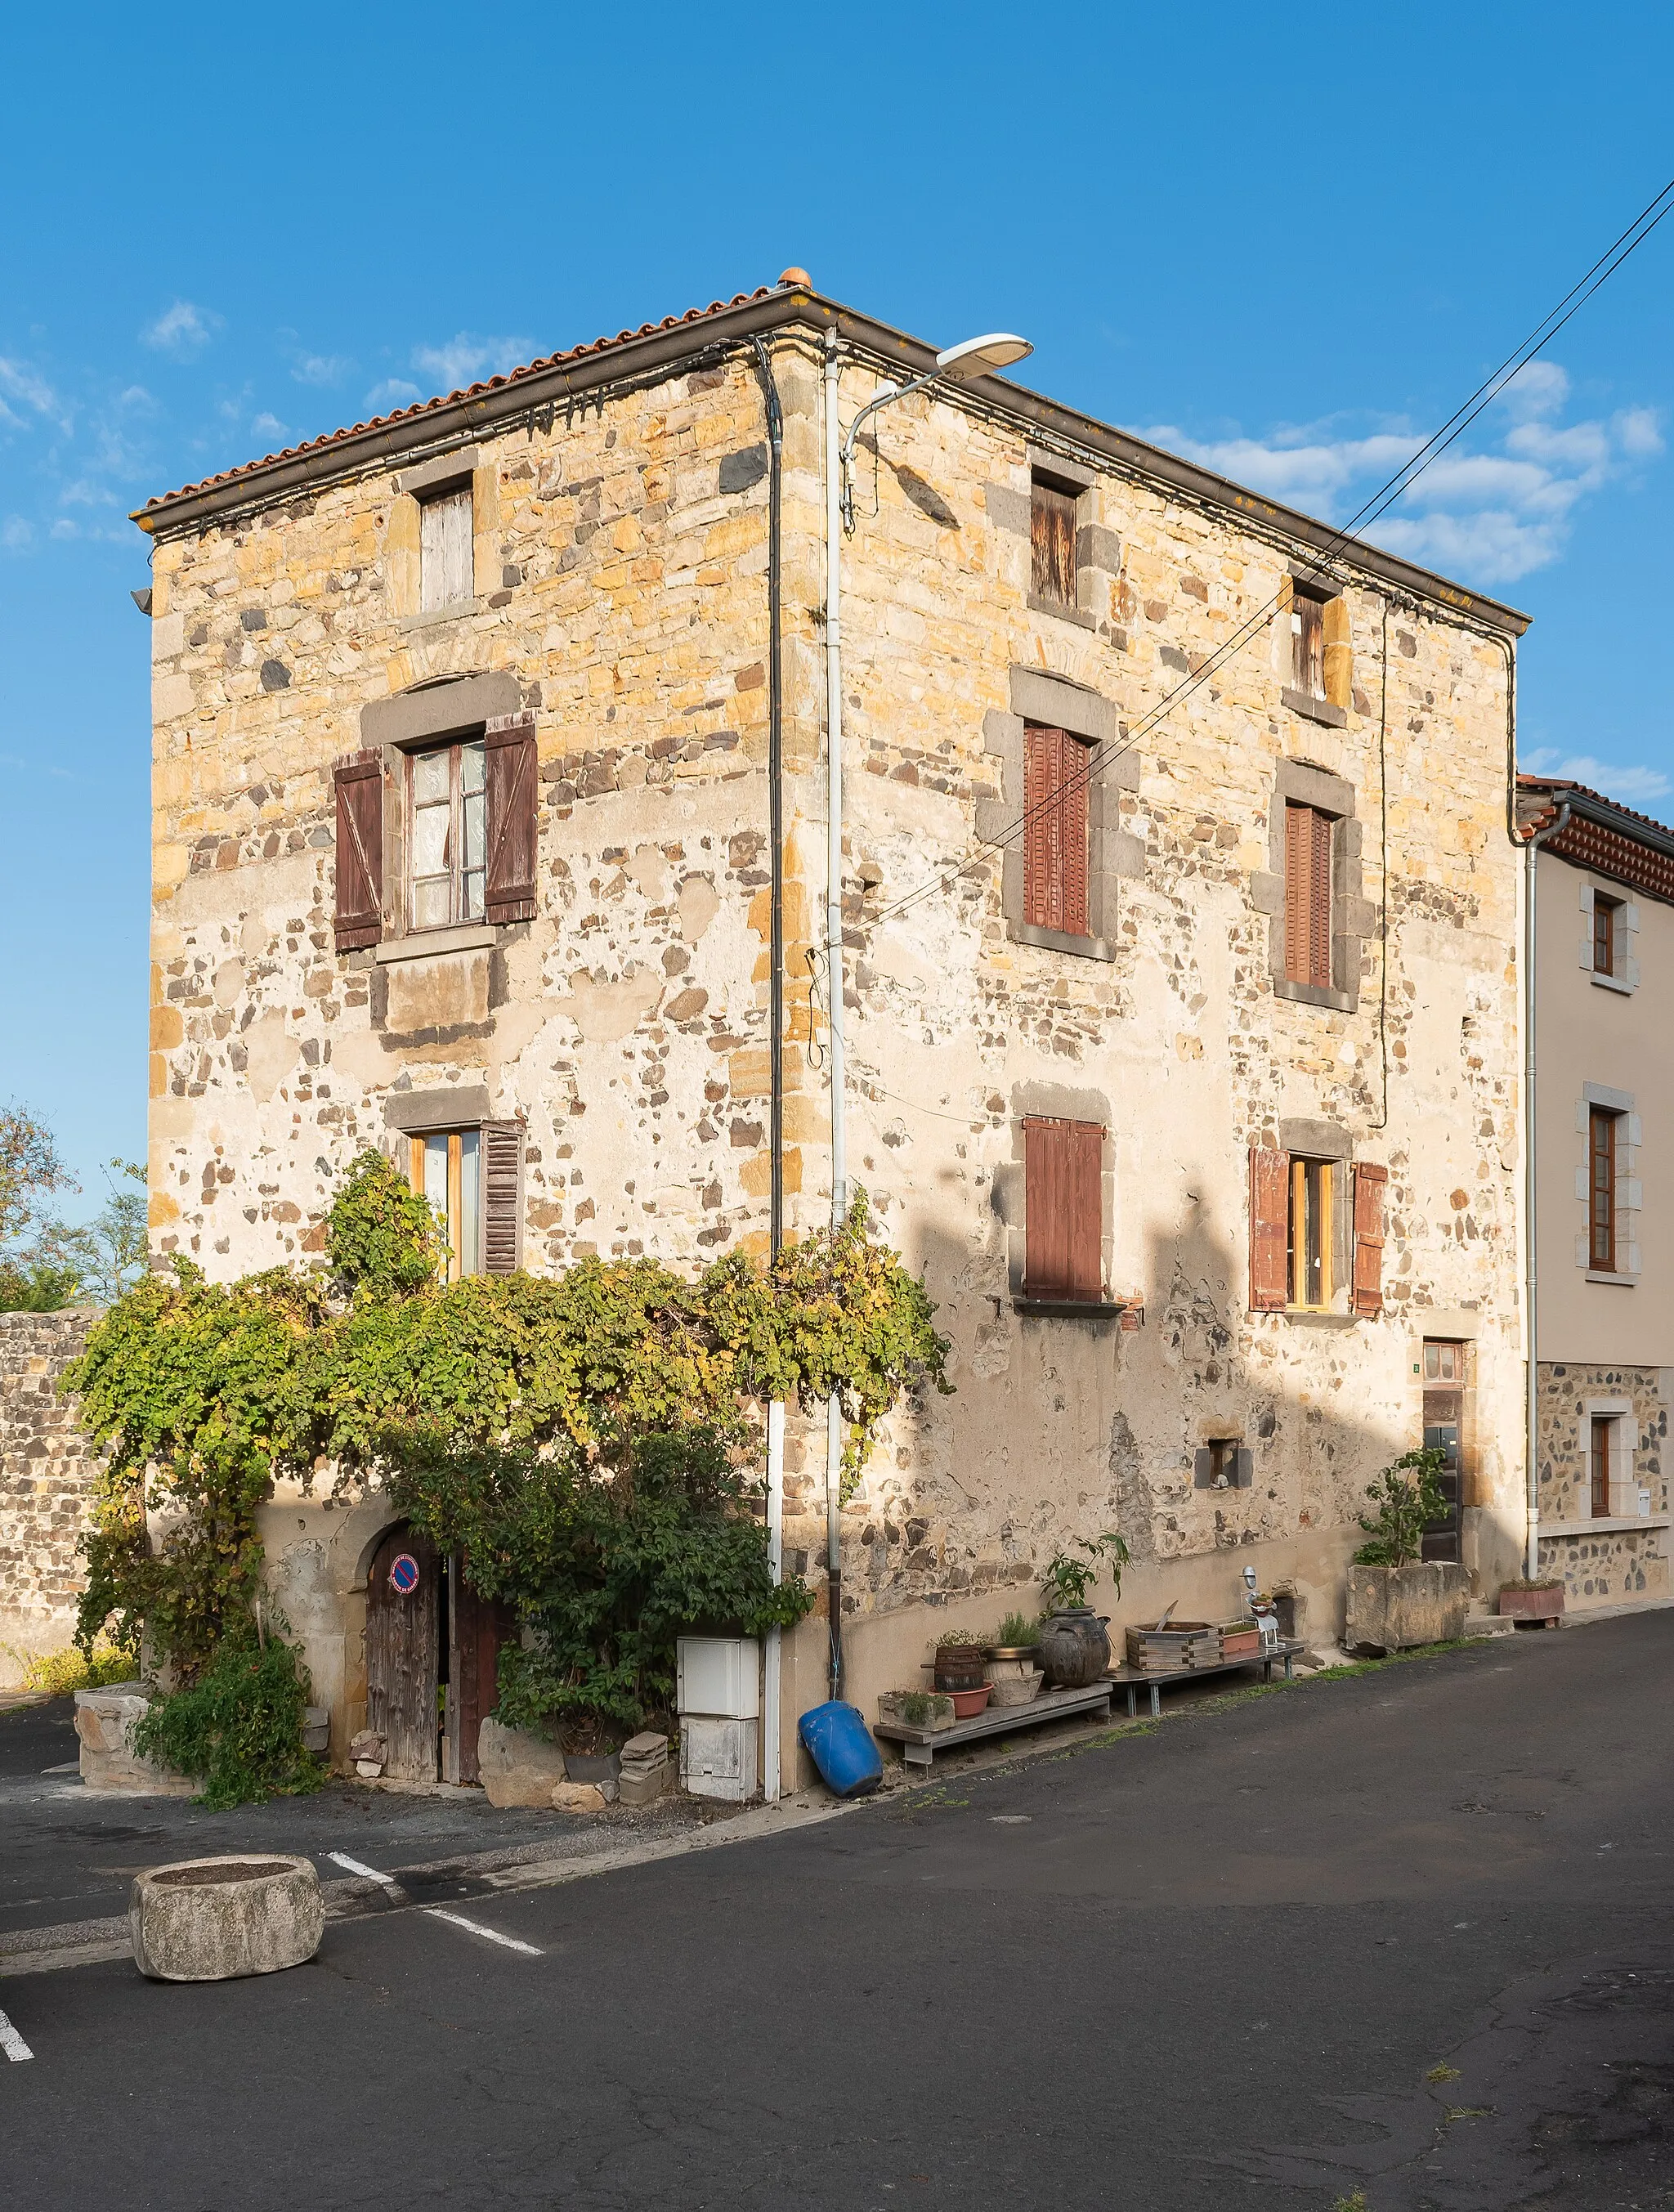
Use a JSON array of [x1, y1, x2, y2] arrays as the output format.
[[2, 2, 1670, 1215]]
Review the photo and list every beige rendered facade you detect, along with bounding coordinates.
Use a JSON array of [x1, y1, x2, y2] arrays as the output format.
[[1522, 777, 1674, 1608], [132, 279, 1532, 1780]]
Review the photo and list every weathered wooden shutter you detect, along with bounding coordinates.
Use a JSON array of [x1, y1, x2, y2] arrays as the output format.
[[479, 1119, 524, 1275], [483, 714, 539, 925], [1306, 808, 1333, 987], [1031, 480, 1077, 606], [1284, 803, 1333, 988], [420, 485, 473, 613], [333, 751, 384, 952], [1249, 1145, 1291, 1310], [1024, 1117, 1102, 1301], [1062, 737, 1090, 938], [1351, 1161, 1386, 1315], [1023, 726, 1090, 938]]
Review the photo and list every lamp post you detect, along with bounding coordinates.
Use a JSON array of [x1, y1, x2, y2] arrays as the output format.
[[818, 326, 1033, 1699]]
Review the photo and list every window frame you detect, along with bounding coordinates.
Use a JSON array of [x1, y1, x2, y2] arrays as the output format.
[[1029, 472, 1080, 611], [1288, 1156, 1334, 1310], [1291, 589, 1326, 701], [1589, 1105, 1618, 1273], [408, 1126, 482, 1283], [1589, 1413, 1614, 1518], [406, 734, 488, 934]]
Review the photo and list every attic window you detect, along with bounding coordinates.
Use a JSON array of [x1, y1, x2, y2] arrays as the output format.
[[419, 484, 472, 612], [1290, 583, 1327, 701]]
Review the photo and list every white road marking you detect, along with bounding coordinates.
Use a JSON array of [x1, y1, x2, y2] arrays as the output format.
[[0, 2009, 34, 2062], [38, 1762, 79, 1775], [424, 1909, 542, 1957], [327, 1851, 401, 1892]]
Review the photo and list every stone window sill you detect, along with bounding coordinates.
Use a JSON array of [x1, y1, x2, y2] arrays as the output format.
[[1272, 975, 1356, 1014], [1540, 1512, 1669, 1539], [375, 923, 499, 965], [1283, 1308, 1358, 1328], [1013, 1296, 1126, 1321], [1590, 970, 1635, 996], [399, 599, 486, 634], [1281, 686, 1347, 729], [1584, 1270, 1638, 1287], [1009, 921, 1117, 963], [1027, 592, 1098, 632]]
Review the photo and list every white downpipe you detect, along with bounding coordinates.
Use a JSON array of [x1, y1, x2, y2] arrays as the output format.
[[822, 332, 847, 1697], [1522, 795, 1570, 1580], [763, 1398, 784, 1802]]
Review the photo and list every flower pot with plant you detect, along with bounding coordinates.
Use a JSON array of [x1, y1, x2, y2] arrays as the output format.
[[878, 1690, 956, 1733], [1345, 1449, 1470, 1654], [985, 1610, 1045, 1704], [930, 1628, 987, 1691], [1037, 1534, 1130, 1687], [1497, 1577, 1565, 1626]]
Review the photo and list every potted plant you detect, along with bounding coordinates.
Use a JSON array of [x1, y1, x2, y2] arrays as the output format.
[[985, 1610, 1045, 1706], [1497, 1577, 1565, 1627], [1037, 1534, 1130, 1687], [1344, 1449, 1470, 1655], [930, 1628, 987, 1691], [878, 1690, 956, 1732]]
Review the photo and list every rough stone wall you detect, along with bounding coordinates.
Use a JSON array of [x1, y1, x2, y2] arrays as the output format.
[[140, 324, 1529, 1740], [1534, 1359, 1669, 1605], [0, 1310, 99, 1682]]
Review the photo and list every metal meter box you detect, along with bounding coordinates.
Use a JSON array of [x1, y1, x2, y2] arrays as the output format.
[[681, 1715, 759, 1803], [677, 1636, 760, 1720]]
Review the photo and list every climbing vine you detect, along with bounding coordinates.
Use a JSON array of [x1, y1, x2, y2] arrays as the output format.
[[69, 1152, 951, 1730]]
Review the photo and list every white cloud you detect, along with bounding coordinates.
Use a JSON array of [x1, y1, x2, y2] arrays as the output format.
[[1521, 747, 1672, 808], [0, 355, 69, 433], [250, 412, 289, 442], [365, 377, 423, 410], [49, 517, 78, 540], [1, 516, 34, 552], [1145, 360, 1664, 585], [142, 300, 222, 356], [291, 352, 351, 388], [410, 334, 531, 392]]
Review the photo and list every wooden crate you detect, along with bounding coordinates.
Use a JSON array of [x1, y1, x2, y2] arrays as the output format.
[[1126, 1622, 1220, 1671]]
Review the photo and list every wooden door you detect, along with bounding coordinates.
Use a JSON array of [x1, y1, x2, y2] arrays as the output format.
[[445, 1558, 517, 1786], [366, 1522, 441, 1781]]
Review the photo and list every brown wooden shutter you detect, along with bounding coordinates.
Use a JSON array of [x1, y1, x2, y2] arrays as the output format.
[[1031, 480, 1077, 606], [483, 713, 538, 925], [1306, 808, 1333, 987], [1283, 803, 1334, 988], [1024, 1117, 1103, 1301], [1351, 1161, 1386, 1315], [1024, 725, 1059, 930], [479, 1119, 524, 1274], [1062, 736, 1090, 938], [333, 751, 384, 952], [1249, 1145, 1291, 1310]]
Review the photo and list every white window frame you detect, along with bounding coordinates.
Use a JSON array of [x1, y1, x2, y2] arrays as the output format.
[[419, 483, 474, 614]]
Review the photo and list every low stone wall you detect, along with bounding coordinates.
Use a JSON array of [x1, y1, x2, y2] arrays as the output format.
[[0, 1309, 101, 1684]]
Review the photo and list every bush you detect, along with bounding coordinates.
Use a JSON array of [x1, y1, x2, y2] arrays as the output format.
[[1353, 1447, 1449, 1567], [18, 1634, 138, 1696], [132, 1637, 325, 1810]]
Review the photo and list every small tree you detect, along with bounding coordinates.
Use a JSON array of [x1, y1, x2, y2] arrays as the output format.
[[1353, 1447, 1448, 1568]]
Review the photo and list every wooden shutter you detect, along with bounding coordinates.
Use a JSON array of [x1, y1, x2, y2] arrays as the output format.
[[1249, 1145, 1291, 1310], [1351, 1161, 1386, 1316], [479, 1119, 524, 1275], [333, 751, 384, 952], [1062, 737, 1090, 938], [1024, 1117, 1103, 1301], [483, 714, 539, 925], [1031, 479, 1077, 606], [1023, 726, 1090, 938], [1283, 803, 1333, 988], [420, 485, 473, 613]]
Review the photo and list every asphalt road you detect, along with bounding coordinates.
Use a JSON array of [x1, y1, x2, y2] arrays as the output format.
[[3, 1617, 1671, 2211]]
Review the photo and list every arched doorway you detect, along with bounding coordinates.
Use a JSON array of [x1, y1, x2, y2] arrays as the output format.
[[365, 1521, 517, 1785]]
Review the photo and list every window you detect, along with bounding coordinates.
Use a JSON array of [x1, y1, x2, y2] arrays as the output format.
[[1290, 587, 1326, 699], [409, 739, 486, 929], [1283, 802, 1334, 989], [1023, 724, 1091, 938], [1023, 1116, 1103, 1301], [419, 484, 472, 613], [1590, 1414, 1614, 1517], [410, 1129, 481, 1282], [1589, 1106, 1618, 1271], [1031, 475, 1078, 607], [1592, 893, 1621, 978], [1423, 1341, 1464, 1383], [1288, 1157, 1332, 1310]]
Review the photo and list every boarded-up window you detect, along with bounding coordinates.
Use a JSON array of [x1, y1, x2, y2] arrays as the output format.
[[1249, 1145, 1290, 1311], [1590, 1107, 1618, 1270], [1291, 588, 1325, 697], [419, 485, 473, 613], [1351, 1160, 1386, 1315], [1023, 1117, 1103, 1301], [1284, 802, 1334, 989], [333, 751, 383, 952], [484, 714, 539, 925], [1023, 724, 1091, 938], [1031, 477, 1077, 607]]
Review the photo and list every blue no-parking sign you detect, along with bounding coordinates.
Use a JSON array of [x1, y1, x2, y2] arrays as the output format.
[[388, 1553, 420, 1596]]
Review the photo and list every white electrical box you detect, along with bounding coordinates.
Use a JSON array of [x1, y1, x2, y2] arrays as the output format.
[[677, 1636, 760, 1720], [681, 1716, 759, 1803]]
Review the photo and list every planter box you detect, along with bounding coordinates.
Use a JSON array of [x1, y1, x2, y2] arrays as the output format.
[[74, 1686, 196, 1797], [1498, 1585, 1565, 1625], [132, 1855, 323, 1981], [1345, 1562, 1470, 1655], [879, 1692, 956, 1732]]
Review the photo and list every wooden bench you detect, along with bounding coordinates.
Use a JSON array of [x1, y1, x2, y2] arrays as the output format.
[[872, 1681, 1114, 1769], [1106, 1637, 1308, 1718]]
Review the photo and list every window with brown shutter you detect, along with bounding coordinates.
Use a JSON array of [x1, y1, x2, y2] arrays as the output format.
[[1283, 801, 1334, 989], [1023, 1117, 1103, 1301], [1023, 724, 1091, 938], [480, 1119, 525, 1274], [1031, 476, 1078, 607], [1592, 894, 1619, 977], [1590, 1107, 1618, 1270], [407, 1119, 523, 1279], [333, 752, 384, 952], [1248, 1145, 1290, 1310], [408, 738, 486, 929], [1351, 1160, 1386, 1315], [483, 714, 539, 925]]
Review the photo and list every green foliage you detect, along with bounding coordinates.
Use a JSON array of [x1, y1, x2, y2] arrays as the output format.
[[1043, 1532, 1130, 1613], [325, 1149, 446, 1295], [0, 1259, 84, 1313], [132, 1635, 325, 1811], [895, 1691, 950, 1726], [0, 1101, 74, 1247], [992, 1610, 1041, 1649], [13, 1632, 138, 1696], [933, 1627, 982, 1647], [1353, 1448, 1448, 1567]]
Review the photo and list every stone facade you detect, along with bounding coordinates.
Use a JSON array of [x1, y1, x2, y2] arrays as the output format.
[[0, 1309, 99, 1683], [1534, 1360, 1670, 1605], [132, 285, 1533, 1771]]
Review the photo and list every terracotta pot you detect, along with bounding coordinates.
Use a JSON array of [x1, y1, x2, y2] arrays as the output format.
[[1498, 1584, 1565, 1624], [947, 1684, 992, 1719], [1037, 1610, 1111, 1688]]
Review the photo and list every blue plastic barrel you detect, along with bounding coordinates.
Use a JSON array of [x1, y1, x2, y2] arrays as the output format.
[[798, 1700, 884, 1798]]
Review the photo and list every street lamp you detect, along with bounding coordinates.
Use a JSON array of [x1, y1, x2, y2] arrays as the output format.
[[817, 325, 1033, 1698]]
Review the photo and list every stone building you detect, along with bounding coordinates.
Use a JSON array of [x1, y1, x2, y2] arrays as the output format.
[[1520, 775, 1673, 1608], [0, 1310, 99, 1683], [131, 274, 1531, 1779]]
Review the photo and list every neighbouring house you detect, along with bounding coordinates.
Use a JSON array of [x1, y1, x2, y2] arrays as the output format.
[[1519, 775, 1673, 1609], [129, 273, 1532, 1783]]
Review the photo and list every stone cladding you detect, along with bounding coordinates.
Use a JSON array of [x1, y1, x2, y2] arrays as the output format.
[[0, 1310, 99, 1682]]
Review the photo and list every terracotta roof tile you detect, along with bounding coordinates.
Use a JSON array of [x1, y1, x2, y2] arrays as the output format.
[[141, 287, 777, 513], [1516, 772, 1674, 844]]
